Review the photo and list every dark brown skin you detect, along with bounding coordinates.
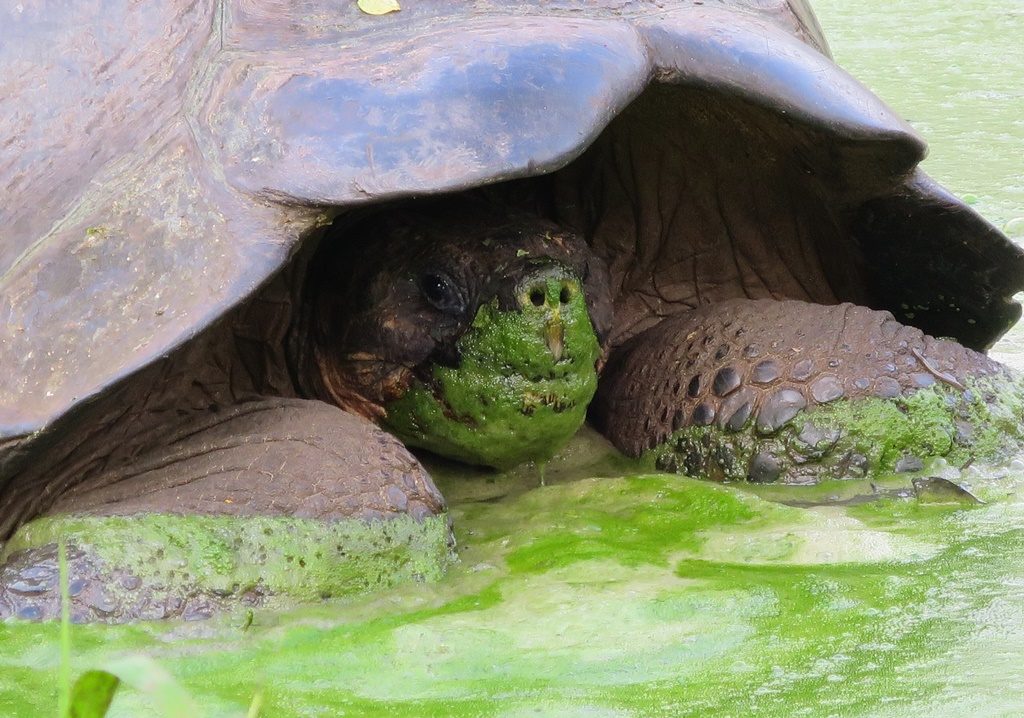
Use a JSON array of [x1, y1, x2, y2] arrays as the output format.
[[547, 84, 1023, 352], [291, 203, 614, 421]]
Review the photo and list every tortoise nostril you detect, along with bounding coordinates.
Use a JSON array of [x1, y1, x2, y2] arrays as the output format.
[[516, 264, 580, 310]]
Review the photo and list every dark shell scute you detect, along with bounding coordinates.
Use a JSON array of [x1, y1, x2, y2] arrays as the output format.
[[712, 367, 741, 397], [671, 409, 686, 431], [719, 387, 756, 432], [748, 452, 782, 483], [750, 360, 780, 384], [791, 422, 841, 459], [725, 401, 753, 432], [809, 374, 844, 404], [692, 402, 716, 426], [686, 375, 702, 398], [910, 372, 937, 388], [756, 389, 806, 434], [874, 377, 902, 398], [790, 359, 815, 382]]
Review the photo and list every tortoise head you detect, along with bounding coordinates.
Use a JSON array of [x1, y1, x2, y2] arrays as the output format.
[[296, 202, 613, 469]]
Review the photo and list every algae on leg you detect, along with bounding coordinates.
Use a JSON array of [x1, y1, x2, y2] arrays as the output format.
[[0, 512, 454, 622], [646, 377, 1024, 485]]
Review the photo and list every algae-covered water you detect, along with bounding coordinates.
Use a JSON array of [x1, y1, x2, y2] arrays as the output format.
[[2, 2, 1023, 716]]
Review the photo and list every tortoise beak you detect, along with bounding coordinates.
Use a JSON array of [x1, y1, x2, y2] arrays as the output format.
[[546, 317, 565, 362]]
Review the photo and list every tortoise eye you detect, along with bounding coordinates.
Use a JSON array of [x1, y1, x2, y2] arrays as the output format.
[[419, 273, 465, 314]]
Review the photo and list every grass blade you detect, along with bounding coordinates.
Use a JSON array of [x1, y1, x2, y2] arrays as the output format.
[[58, 539, 72, 718]]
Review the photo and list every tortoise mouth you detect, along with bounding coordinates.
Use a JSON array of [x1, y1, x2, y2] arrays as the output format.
[[419, 374, 584, 421], [380, 290, 602, 470]]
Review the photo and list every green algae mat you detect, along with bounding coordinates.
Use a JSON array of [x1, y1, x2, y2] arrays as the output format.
[[4, 459, 1024, 717]]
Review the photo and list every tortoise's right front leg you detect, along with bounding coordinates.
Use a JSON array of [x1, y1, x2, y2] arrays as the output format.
[[0, 399, 452, 622], [591, 298, 1024, 484]]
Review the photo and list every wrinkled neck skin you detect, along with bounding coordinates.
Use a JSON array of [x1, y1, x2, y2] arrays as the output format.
[[289, 203, 613, 424]]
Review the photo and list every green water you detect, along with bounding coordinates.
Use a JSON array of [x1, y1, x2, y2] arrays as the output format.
[[2, 2, 1023, 716], [816, 0, 1024, 368]]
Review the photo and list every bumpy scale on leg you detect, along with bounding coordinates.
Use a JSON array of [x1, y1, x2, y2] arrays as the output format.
[[592, 299, 1024, 484], [0, 399, 452, 622]]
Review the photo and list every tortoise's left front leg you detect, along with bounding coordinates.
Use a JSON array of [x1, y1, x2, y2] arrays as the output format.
[[591, 298, 1024, 484]]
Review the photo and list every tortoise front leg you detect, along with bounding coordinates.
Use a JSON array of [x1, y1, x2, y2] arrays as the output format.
[[591, 299, 1024, 484], [0, 399, 452, 622]]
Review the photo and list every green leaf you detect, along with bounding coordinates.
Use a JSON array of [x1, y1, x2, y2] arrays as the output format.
[[67, 656, 199, 718], [68, 670, 120, 718]]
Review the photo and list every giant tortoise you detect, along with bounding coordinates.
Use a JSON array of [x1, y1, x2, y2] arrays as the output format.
[[2, 0, 1023, 622]]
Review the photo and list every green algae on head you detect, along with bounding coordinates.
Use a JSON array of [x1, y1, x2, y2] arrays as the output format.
[[384, 265, 602, 470]]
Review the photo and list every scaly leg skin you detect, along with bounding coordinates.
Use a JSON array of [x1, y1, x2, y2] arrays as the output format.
[[591, 299, 1024, 484], [0, 398, 453, 622]]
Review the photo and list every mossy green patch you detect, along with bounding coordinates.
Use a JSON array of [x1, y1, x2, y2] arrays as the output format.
[[384, 271, 601, 469], [8, 472, 1024, 717], [495, 475, 767, 573], [3, 512, 454, 601], [647, 375, 1024, 483], [808, 377, 1024, 469]]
